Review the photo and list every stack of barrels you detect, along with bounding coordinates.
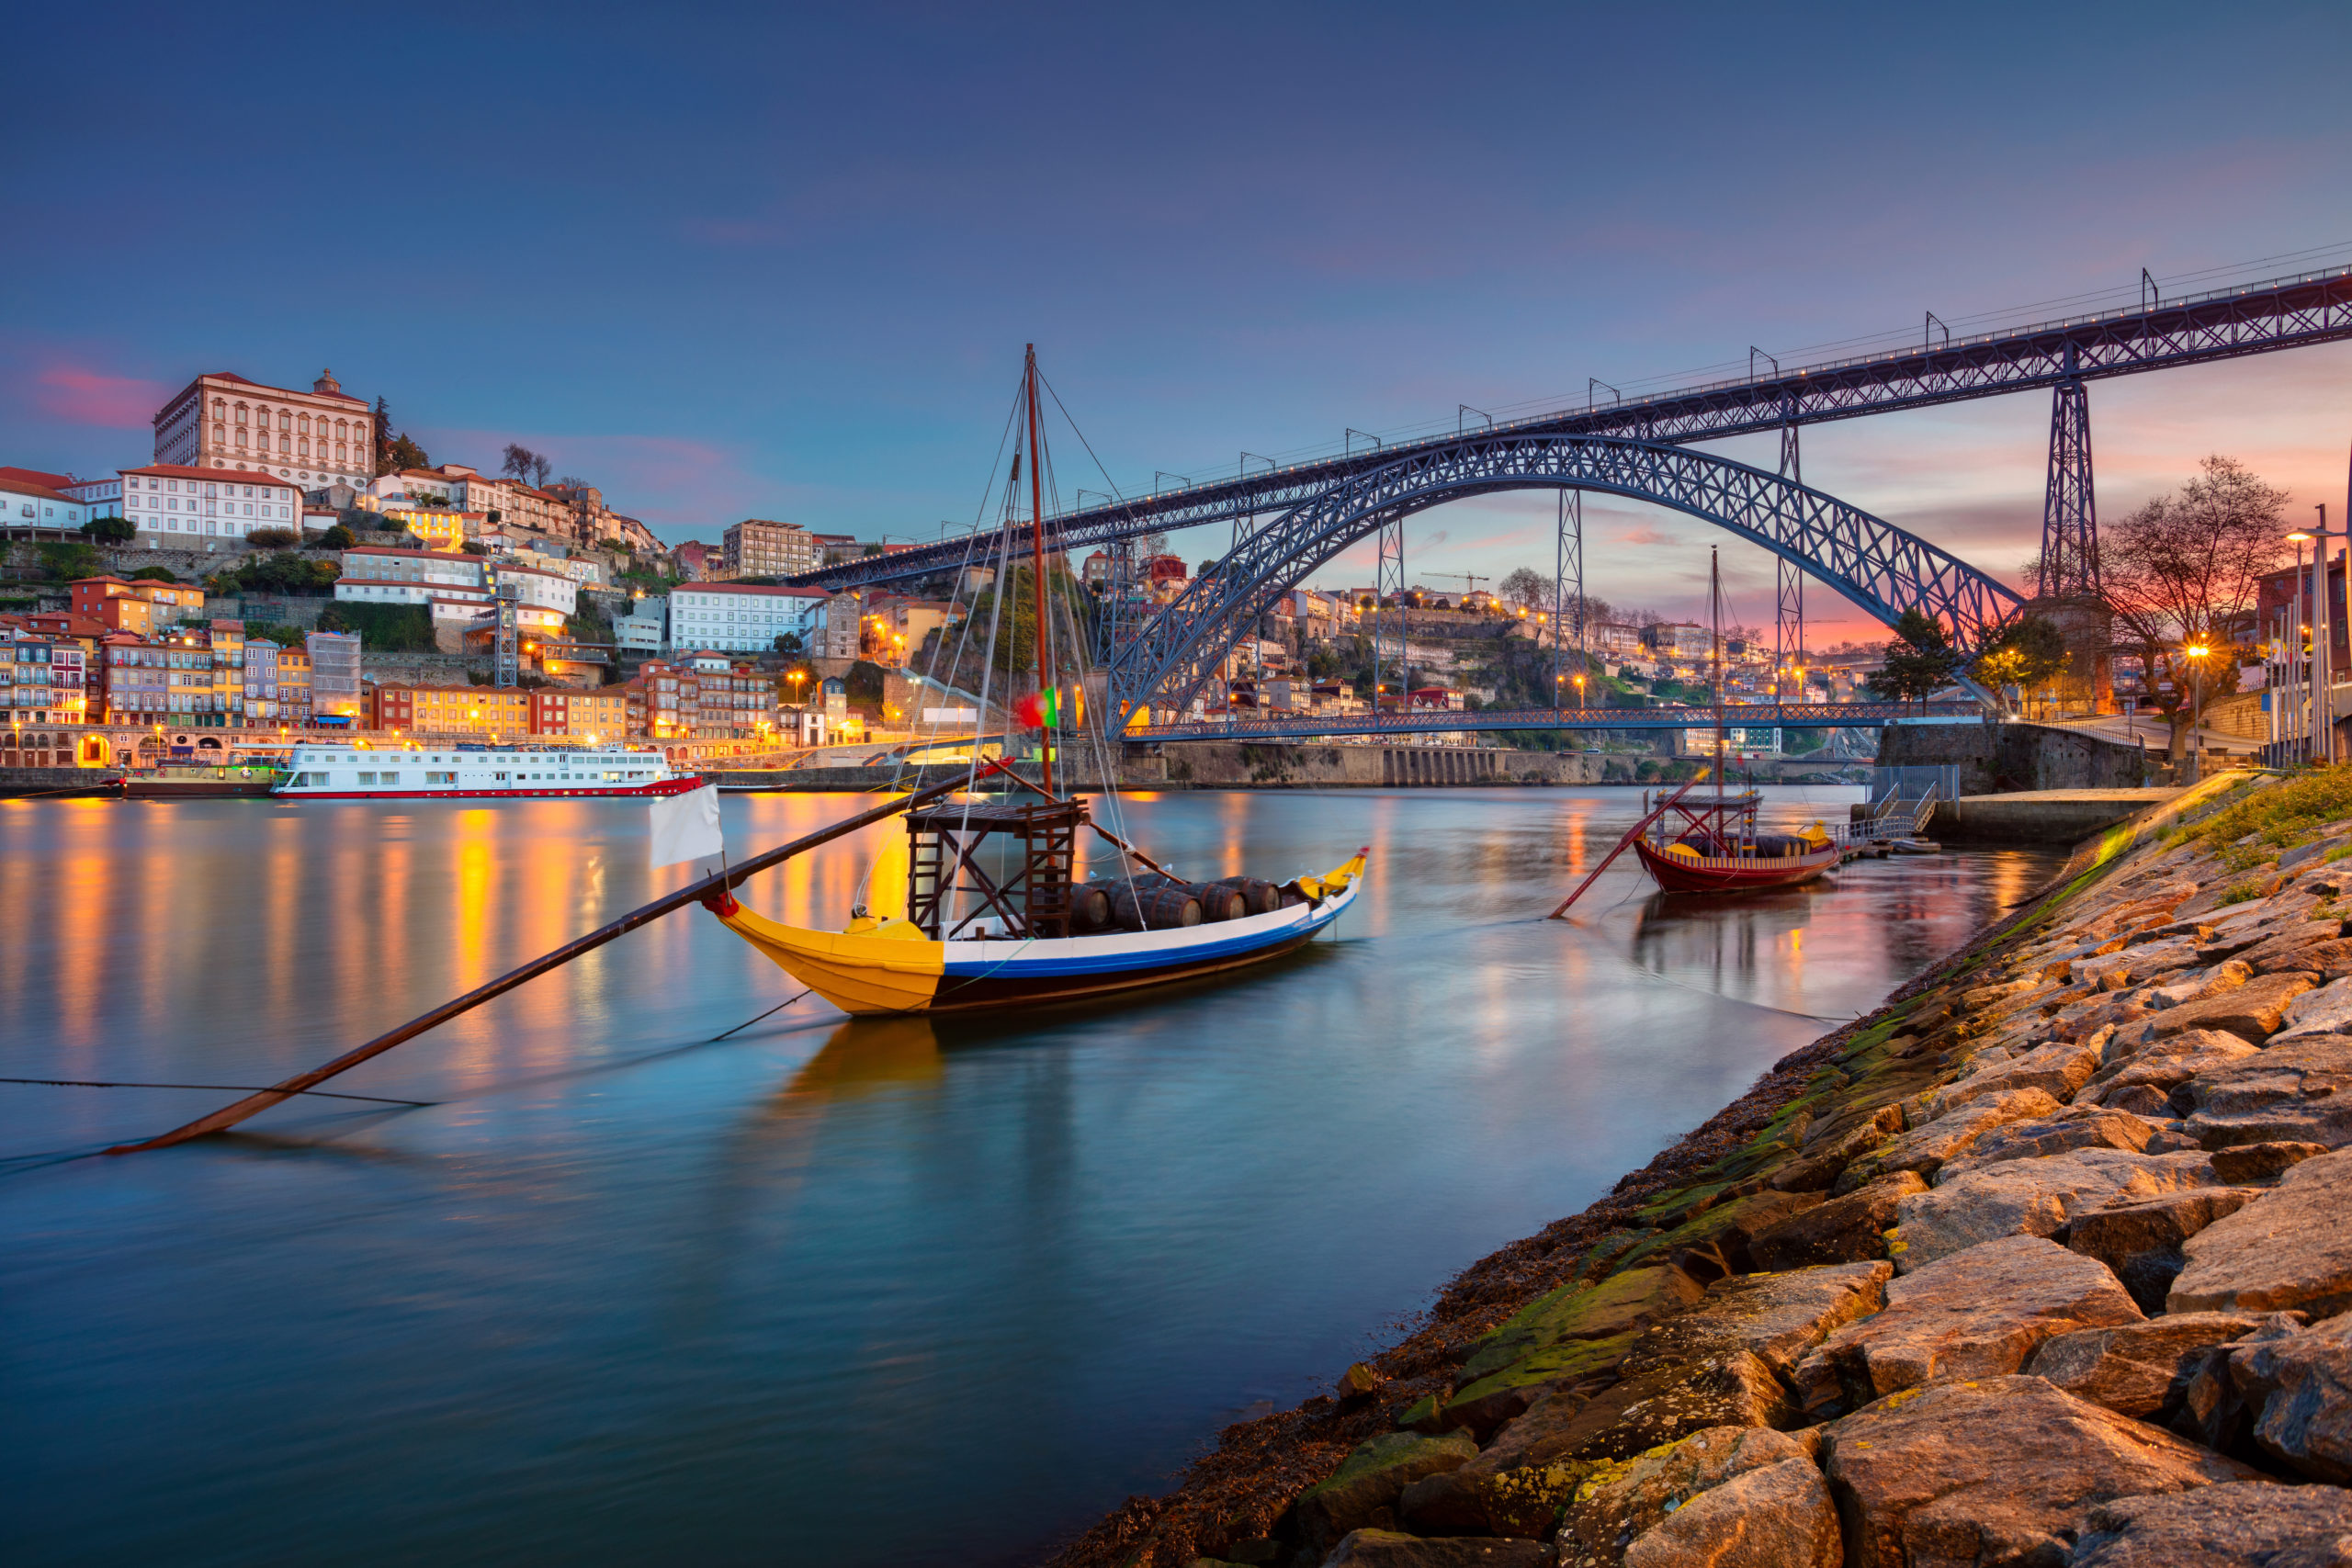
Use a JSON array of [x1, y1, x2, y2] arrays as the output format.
[[1071, 873, 1294, 931]]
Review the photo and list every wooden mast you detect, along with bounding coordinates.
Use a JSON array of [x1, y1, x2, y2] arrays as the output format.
[[1024, 344, 1056, 798]]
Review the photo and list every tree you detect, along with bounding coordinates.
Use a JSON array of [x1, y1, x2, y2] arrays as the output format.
[[373, 395, 393, 474], [773, 631, 805, 655], [531, 454, 552, 488], [501, 443, 538, 481], [244, 526, 300, 549], [2097, 455, 2290, 757], [1970, 615, 2069, 715], [319, 524, 355, 550], [1498, 566, 1554, 612], [1864, 608, 1967, 710], [82, 515, 135, 544], [38, 542, 100, 581], [128, 566, 179, 583], [384, 434, 430, 473]]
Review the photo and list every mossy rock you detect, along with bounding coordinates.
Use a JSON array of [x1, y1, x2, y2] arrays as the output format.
[[1448, 1328, 1643, 1412], [1458, 1266, 1702, 1384], [1294, 1429, 1478, 1552]]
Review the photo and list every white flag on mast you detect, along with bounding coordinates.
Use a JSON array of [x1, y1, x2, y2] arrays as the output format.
[[650, 784, 725, 868]]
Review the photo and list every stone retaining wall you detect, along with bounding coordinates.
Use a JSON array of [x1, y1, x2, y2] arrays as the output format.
[[1882, 718, 2163, 792]]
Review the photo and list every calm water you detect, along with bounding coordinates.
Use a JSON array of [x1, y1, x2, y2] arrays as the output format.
[[0, 786, 2053, 1567]]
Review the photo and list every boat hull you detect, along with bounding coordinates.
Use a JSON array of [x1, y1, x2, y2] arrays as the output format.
[[1633, 837, 1838, 893], [712, 869, 1363, 1016], [123, 776, 278, 798]]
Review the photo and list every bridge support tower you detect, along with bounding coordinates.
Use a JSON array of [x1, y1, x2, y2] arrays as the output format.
[[1776, 412, 1807, 698], [2032, 346, 2114, 716]]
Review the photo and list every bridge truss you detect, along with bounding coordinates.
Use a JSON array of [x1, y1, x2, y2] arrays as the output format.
[[1102, 434, 2024, 720], [798, 264, 2352, 593], [1127, 700, 1981, 745]]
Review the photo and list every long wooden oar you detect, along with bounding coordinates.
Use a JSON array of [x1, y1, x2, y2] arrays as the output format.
[[108, 762, 1012, 1154], [1547, 773, 1707, 919]]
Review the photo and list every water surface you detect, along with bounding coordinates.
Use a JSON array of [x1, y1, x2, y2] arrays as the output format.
[[0, 786, 2054, 1566]]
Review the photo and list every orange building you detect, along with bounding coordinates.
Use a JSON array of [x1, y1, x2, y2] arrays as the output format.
[[528, 686, 629, 739], [70, 576, 207, 635], [368, 682, 531, 738]]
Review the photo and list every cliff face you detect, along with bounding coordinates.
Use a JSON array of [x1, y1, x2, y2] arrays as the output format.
[[1049, 768, 2352, 1568]]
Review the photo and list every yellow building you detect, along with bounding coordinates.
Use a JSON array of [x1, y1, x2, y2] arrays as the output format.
[[388, 508, 481, 552], [368, 682, 533, 738]]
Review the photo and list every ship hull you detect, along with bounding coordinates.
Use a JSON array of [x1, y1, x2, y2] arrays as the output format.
[[712, 871, 1362, 1017], [1633, 837, 1838, 893]]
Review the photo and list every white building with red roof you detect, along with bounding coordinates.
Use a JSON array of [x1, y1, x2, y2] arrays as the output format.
[[0, 468, 91, 535], [668, 581, 830, 653], [116, 464, 304, 548], [153, 368, 373, 490]]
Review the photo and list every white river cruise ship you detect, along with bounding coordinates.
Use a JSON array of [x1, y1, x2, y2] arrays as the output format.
[[273, 743, 699, 800]]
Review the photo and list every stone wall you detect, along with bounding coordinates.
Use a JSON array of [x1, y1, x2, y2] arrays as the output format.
[[1880, 719, 2162, 792], [1154, 740, 1630, 788]]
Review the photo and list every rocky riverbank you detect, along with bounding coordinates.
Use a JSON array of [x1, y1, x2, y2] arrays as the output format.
[[1047, 765, 2352, 1568]]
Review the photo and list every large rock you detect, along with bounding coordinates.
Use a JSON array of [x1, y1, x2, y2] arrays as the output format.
[[1894, 1147, 2221, 1270], [1923, 1042, 2101, 1119], [1321, 1529, 1549, 1567], [2137, 970, 2319, 1044], [1800, 1235, 2139, 1412], [2070, 1480, 2352, 1566], [1620, 1459, 1840, 1568], [2079, 1029, 2261, 1107], [2172, 1149, 2352, 1316], [2229, 1310, 2352, 1480], [2142, 958, 2253, 1009], [1750, 1173, 1927, 1270], [1556, 1426, 1811, 1568], [1820, 1375, 2258, 1568], [1295, 1432, 1480, 1554], [2026, 1311, 2272, 1417], [2242, 930, 2352, 977], [1849, 1089, 2064, 1186], [2164, 1314, 2313, 1457], [2272, 976, 2352, 1043], [1619, 1261, 1893, 1382], [2209, 1140, 2329, 1184], [1932, 1104, 2156, 1180], [1453, 1266, 1702, 1391], [2065, 1187, 2263, 1313], [2179, 1036, 2352, 1148]]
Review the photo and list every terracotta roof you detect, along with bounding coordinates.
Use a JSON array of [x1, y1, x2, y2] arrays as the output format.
[[186, 371, 369, 407], [684, 582, 830, 599], [0, 475, 80, 504], [121, 464, 301, 489], [0, 465, 79, 492]]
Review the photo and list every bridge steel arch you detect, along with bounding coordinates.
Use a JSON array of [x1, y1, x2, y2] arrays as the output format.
[[1108, 433, 2025, 718]]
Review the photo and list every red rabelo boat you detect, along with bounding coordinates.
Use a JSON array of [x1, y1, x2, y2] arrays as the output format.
[[1627, 547, 1838, 894]]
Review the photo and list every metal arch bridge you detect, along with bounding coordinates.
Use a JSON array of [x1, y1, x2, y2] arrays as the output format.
[[1102, 433, 2024, 718], [795, 263, 2352, 592], [1125, 701, 1982, 745]]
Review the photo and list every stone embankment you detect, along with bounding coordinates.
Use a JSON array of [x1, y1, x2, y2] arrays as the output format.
[[1049, 767, 2352, 1568]]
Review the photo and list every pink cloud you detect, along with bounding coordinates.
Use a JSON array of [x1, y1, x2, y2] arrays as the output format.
[[38, 363, 170, 430]]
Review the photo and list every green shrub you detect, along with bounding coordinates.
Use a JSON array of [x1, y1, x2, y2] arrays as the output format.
[[315, 602, 435, 651]]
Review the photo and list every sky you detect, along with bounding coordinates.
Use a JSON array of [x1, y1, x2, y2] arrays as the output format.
[[6, 1, 2351, 644]]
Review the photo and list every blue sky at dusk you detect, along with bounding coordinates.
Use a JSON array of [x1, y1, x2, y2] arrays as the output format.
[[6, 2, 2351, 641]]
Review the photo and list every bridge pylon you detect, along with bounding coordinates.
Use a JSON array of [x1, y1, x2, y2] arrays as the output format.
[[1775, 411, 1806, 693], [2041, 345, 2101, 598]]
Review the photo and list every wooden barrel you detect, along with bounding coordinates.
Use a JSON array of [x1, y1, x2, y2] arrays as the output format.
[[1110, 886, 1203, 931], [1069, 885, 1112, 931], [1214, 876, 1283, 915], [1193, 882, 1249, 921]]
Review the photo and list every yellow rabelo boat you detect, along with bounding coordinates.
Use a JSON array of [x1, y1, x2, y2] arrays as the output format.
[[700, 344, 1368, 1016]]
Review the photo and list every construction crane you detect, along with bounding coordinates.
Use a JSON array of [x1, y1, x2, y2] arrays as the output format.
[[1418, 571, 1490, 602]]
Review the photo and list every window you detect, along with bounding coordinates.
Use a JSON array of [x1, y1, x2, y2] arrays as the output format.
[[356, 771, 377, 785]]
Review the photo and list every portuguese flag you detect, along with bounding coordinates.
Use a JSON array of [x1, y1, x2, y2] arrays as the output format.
[[1015, 685, 1084, 730]]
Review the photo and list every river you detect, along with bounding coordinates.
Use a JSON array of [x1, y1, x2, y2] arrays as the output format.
[[0, 785, 2054, 1567]]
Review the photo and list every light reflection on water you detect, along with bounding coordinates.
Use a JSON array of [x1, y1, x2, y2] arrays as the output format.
[[0, 786, 2053, 1567]]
